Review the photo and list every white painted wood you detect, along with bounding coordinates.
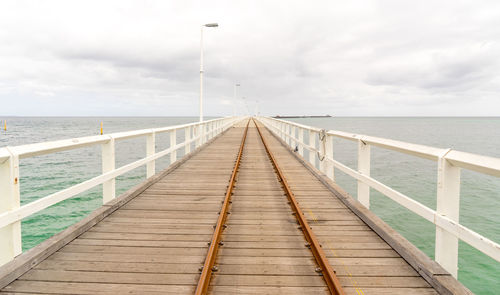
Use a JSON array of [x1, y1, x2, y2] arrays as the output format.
[[357, 140, 371, 209], [435, 153, 461, 278], [285, 124, 290, 146], [318, 131, 329, 174], [146, 131, 155, 178], [185, 127, 191, 154], [298, 128, 304, 156], [0, 117, 240, 267], [101, 137, 116, 204], [256, 116, 500, 267], [170, 130, 177, 165], [446, 150, 500, 178], [309, 130, 316, 167], [0, 150, 21, 265], [0, 119, 241, 230], [325, 135, 334, 181], [196, 125, 201, 147]]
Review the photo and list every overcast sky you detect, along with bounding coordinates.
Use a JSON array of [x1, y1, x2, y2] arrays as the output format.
[[1, 0, 499, 116]]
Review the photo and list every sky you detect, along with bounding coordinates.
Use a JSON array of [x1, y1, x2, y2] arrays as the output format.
[[0, 0, 500, 117]]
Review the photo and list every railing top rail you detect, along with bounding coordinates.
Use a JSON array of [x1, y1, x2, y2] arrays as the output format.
[[0, 117, 232, 161], [262, 116, 500, 177]]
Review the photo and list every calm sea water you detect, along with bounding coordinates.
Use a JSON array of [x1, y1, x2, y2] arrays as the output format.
[[0, 116, 498, 294]]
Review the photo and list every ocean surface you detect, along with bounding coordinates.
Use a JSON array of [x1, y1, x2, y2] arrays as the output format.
[[0, 116, 499, 294]]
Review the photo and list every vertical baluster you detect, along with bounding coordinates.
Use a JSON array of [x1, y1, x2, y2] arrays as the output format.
[[325, 135, 334, 181], [357, 139, 370, 208], [298, 128, 304, 156], [0, 150, 22, 265], [170, 129, 177, 165], [185, 127, 191, 154], [102, 136, 116, 204], [146, 131, 155, 178], [435, 152, 460, 278], [319, 133, 326, 174], [288, 125, 292, 146], [309, 130, 316, 166]]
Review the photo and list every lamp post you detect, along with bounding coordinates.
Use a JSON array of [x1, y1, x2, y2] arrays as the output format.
[[242, 97, 249, 115], [199, 23, 218, 122], [233, 84, 240, 117]]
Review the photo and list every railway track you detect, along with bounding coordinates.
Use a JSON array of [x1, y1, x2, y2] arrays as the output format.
[[195, 119, 344, 295]]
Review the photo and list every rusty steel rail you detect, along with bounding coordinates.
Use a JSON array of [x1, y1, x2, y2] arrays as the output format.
[[253, 119, 345, 295], [194, 119, 250, 295]]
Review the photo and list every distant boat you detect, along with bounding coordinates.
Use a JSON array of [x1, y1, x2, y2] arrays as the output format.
[[273, 115, 332, 119]]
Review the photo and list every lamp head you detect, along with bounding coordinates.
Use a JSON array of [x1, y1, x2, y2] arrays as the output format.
[[205, 23, 218, 27]]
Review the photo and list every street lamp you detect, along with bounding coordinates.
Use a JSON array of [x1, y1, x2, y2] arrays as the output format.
[[199, 23, 218, 122], [233, 84, 240, 117], [242, 97, 250, 115]]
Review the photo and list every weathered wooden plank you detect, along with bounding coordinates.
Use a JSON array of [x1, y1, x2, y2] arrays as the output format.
[[3, 281, 195, 294]]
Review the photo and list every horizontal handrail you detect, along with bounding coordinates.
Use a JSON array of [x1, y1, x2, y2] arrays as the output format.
[[0, 117, 230, 161], [0, 116, 243, 266], [257, 116, 500, 280]]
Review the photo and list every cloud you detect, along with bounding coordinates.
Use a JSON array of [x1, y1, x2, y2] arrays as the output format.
[[0, 0, 500, 116]]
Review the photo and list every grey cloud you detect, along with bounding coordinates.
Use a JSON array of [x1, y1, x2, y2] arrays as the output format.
[[1, 0, 500, 116]]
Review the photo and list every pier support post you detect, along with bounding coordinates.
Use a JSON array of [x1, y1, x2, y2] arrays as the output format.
[[170, 130, 177, 165], [357, 139, 370, 208], [102, 137, 115, 204], [0, 151, 22, 265], [185, 127, 191, 154], [146, 131, 156, 178], [309, 130, 316, 167], [435, 154, 460, 278]]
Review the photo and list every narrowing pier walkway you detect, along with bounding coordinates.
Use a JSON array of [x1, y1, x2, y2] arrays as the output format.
[[0, 119, 469, 294]]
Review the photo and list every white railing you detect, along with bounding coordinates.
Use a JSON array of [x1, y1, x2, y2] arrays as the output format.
[[0, 116, 241, 266], [258, 116, 500, 279]]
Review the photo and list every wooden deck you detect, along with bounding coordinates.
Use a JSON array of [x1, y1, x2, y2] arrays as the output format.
[[0, 120, 464, 294]]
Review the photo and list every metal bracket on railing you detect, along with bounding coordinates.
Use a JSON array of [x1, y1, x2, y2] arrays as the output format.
[[317, 129, 327, 161]]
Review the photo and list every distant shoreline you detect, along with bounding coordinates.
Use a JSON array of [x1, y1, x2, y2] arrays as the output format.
[[273, 115, 332, 118]]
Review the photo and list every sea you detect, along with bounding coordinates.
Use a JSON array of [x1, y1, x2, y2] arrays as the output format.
[[0, 116, 498, 294]]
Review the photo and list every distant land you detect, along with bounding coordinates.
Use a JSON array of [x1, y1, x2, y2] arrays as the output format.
[[273, 115, 332, 118]]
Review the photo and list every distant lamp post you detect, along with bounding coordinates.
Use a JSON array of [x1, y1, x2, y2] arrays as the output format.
[[242, 97, 249, 115], [199, 23, 218, 122], [233, 84, 240, 117]]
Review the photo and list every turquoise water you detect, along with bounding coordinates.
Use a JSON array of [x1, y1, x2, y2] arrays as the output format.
[[287, 117, 500, 294], [0, 116, 498, 294], [0, 116, 204, 251]]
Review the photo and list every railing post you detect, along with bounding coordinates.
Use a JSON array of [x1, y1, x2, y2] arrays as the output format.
[[298, 128, 304, 156], [170, 129, 177, 164], [357, 139, 370, 208], [319, 132, 326, 174], [325, 135, 334, 181], [146, 131, 155, 178], [309, 130, 316, 166], [286, 124, 292, 146], [202, 124, 206, 144], [0, 150, 22, 265], [185, 127, 191, 154], [102, 137, 115, 204], [195, 125, 201, 148], [281, 123, 285, 141], [435, 153, 460, 278], [290, 126, 296, 148]]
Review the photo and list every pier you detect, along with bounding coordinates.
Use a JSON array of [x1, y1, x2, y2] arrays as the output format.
[[1, 117, 499, 294]]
